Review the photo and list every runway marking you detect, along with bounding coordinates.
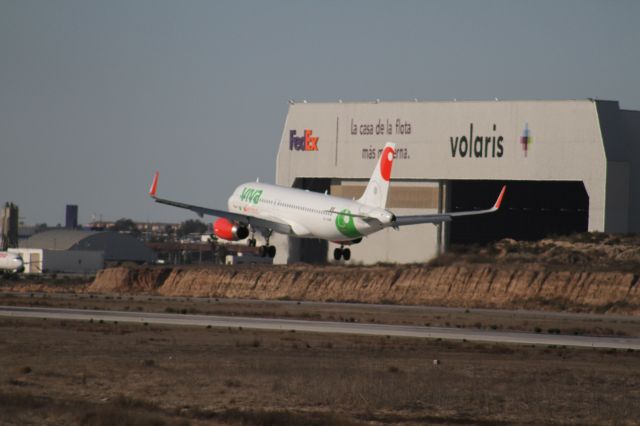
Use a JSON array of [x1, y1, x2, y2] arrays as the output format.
[[1, 305, 639, 350]]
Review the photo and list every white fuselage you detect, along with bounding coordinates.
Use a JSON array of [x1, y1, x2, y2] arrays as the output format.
[[227, 182, 394, 242], [0, 252, 24, 273]]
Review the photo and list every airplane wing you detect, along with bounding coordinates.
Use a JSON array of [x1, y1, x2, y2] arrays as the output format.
[[389, 185, 506, 227], [148, 172, 292, 235]]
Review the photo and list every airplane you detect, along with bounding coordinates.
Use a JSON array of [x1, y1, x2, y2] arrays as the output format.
[[0, 251, 25, 274], [149, 142, 506, 261]]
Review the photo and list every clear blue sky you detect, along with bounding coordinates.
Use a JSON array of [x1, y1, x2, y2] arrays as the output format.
[[1, 0, 639, 225]]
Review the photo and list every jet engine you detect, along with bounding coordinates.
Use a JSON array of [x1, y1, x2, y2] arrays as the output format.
[[213, 218, 249, 241]]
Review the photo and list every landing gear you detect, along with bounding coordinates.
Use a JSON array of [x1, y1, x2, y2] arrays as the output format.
[[260, 244, 276, 258], [333, 246, 351, 261], [343, 248, 351, 261], [257, 230, 276, 258], [248, 229, 257, 247]]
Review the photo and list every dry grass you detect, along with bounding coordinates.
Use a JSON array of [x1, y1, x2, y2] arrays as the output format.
[[433, 232, 640, 273], [1, 316, 639, 425]]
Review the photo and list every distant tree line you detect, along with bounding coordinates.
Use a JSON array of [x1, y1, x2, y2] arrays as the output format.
[[176, 219, 207, 237], [112, 218, 140, 237]]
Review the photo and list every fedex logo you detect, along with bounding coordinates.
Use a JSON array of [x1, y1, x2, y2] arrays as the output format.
[[289, 129, 319, 151]]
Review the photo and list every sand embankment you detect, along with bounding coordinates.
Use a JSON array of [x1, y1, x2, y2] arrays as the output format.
[[89, 263, 640, 315], [88, 235, 640, 314]]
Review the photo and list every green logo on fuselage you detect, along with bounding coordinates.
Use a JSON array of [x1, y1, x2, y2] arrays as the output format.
[[240, 187, 263, 205], [335, 209, 361, 239]]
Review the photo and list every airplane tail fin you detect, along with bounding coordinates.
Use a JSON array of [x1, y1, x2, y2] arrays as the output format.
[[358, 142, 396, 208], [149, 171, 159, 198]]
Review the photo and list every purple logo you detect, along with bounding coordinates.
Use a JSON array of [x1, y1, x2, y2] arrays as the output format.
[[289, 130, 319, 151]]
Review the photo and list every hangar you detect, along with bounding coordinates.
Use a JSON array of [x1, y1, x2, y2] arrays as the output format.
[[273, 99, 640, 264], [17, 229, 157, 273]]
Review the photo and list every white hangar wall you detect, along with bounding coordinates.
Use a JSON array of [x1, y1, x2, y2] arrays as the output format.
[[274, 99, 639, 264]]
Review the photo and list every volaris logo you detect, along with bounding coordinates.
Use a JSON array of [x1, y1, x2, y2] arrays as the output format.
[[449, 123, 504, 158], [520, 123, 532, 157], [240, 187, 263, 205], [335, 209, 361, 239], [289, 129, 319, 151]]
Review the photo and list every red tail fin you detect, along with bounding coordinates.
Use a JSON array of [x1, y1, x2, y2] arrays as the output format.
[[149, 172, 159, 197], [493, 185, 506, 210]]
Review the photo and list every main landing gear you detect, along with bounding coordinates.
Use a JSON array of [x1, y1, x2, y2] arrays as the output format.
[[333, 245, 351, 261], [248, 230, 276, 258], [259, 245, 276, 258]]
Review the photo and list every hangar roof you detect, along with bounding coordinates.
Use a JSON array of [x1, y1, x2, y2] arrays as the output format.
[[21, 229, 156, 263], [288, 98, 613, 104], [23, 229, 96, 250]]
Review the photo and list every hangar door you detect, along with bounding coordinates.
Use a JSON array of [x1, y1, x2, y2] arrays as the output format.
[[292, 178, 331, 263], [450, 180, 589, 244]]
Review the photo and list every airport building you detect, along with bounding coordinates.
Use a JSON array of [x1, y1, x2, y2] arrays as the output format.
[[273, 99, 640, 264], [15, 229, 157, 273]]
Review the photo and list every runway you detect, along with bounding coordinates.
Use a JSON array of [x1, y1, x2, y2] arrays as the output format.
[[2, 305, 639, 350], [10, 290, 640, 322]]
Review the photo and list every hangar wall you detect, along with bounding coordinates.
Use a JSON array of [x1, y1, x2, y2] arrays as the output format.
[[621, 109, 640, 233], [274, 99, 640, 264], [9, 248, 104, 274]]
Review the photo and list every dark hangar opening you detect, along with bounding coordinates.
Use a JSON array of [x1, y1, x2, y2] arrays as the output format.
[[291, 178, 331, 263], [449, 180, 589, 244]]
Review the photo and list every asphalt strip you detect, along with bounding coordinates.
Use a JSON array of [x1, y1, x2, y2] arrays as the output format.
[[1, 305, 639, 350]]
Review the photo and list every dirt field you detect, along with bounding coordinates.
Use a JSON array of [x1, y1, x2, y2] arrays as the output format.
[[1, 315, 639, 425], [2, 233, 640, 424]]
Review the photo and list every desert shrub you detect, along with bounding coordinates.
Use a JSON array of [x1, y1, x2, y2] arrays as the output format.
[[223, 379, 242, 388], [427, 253, 457, 267]]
